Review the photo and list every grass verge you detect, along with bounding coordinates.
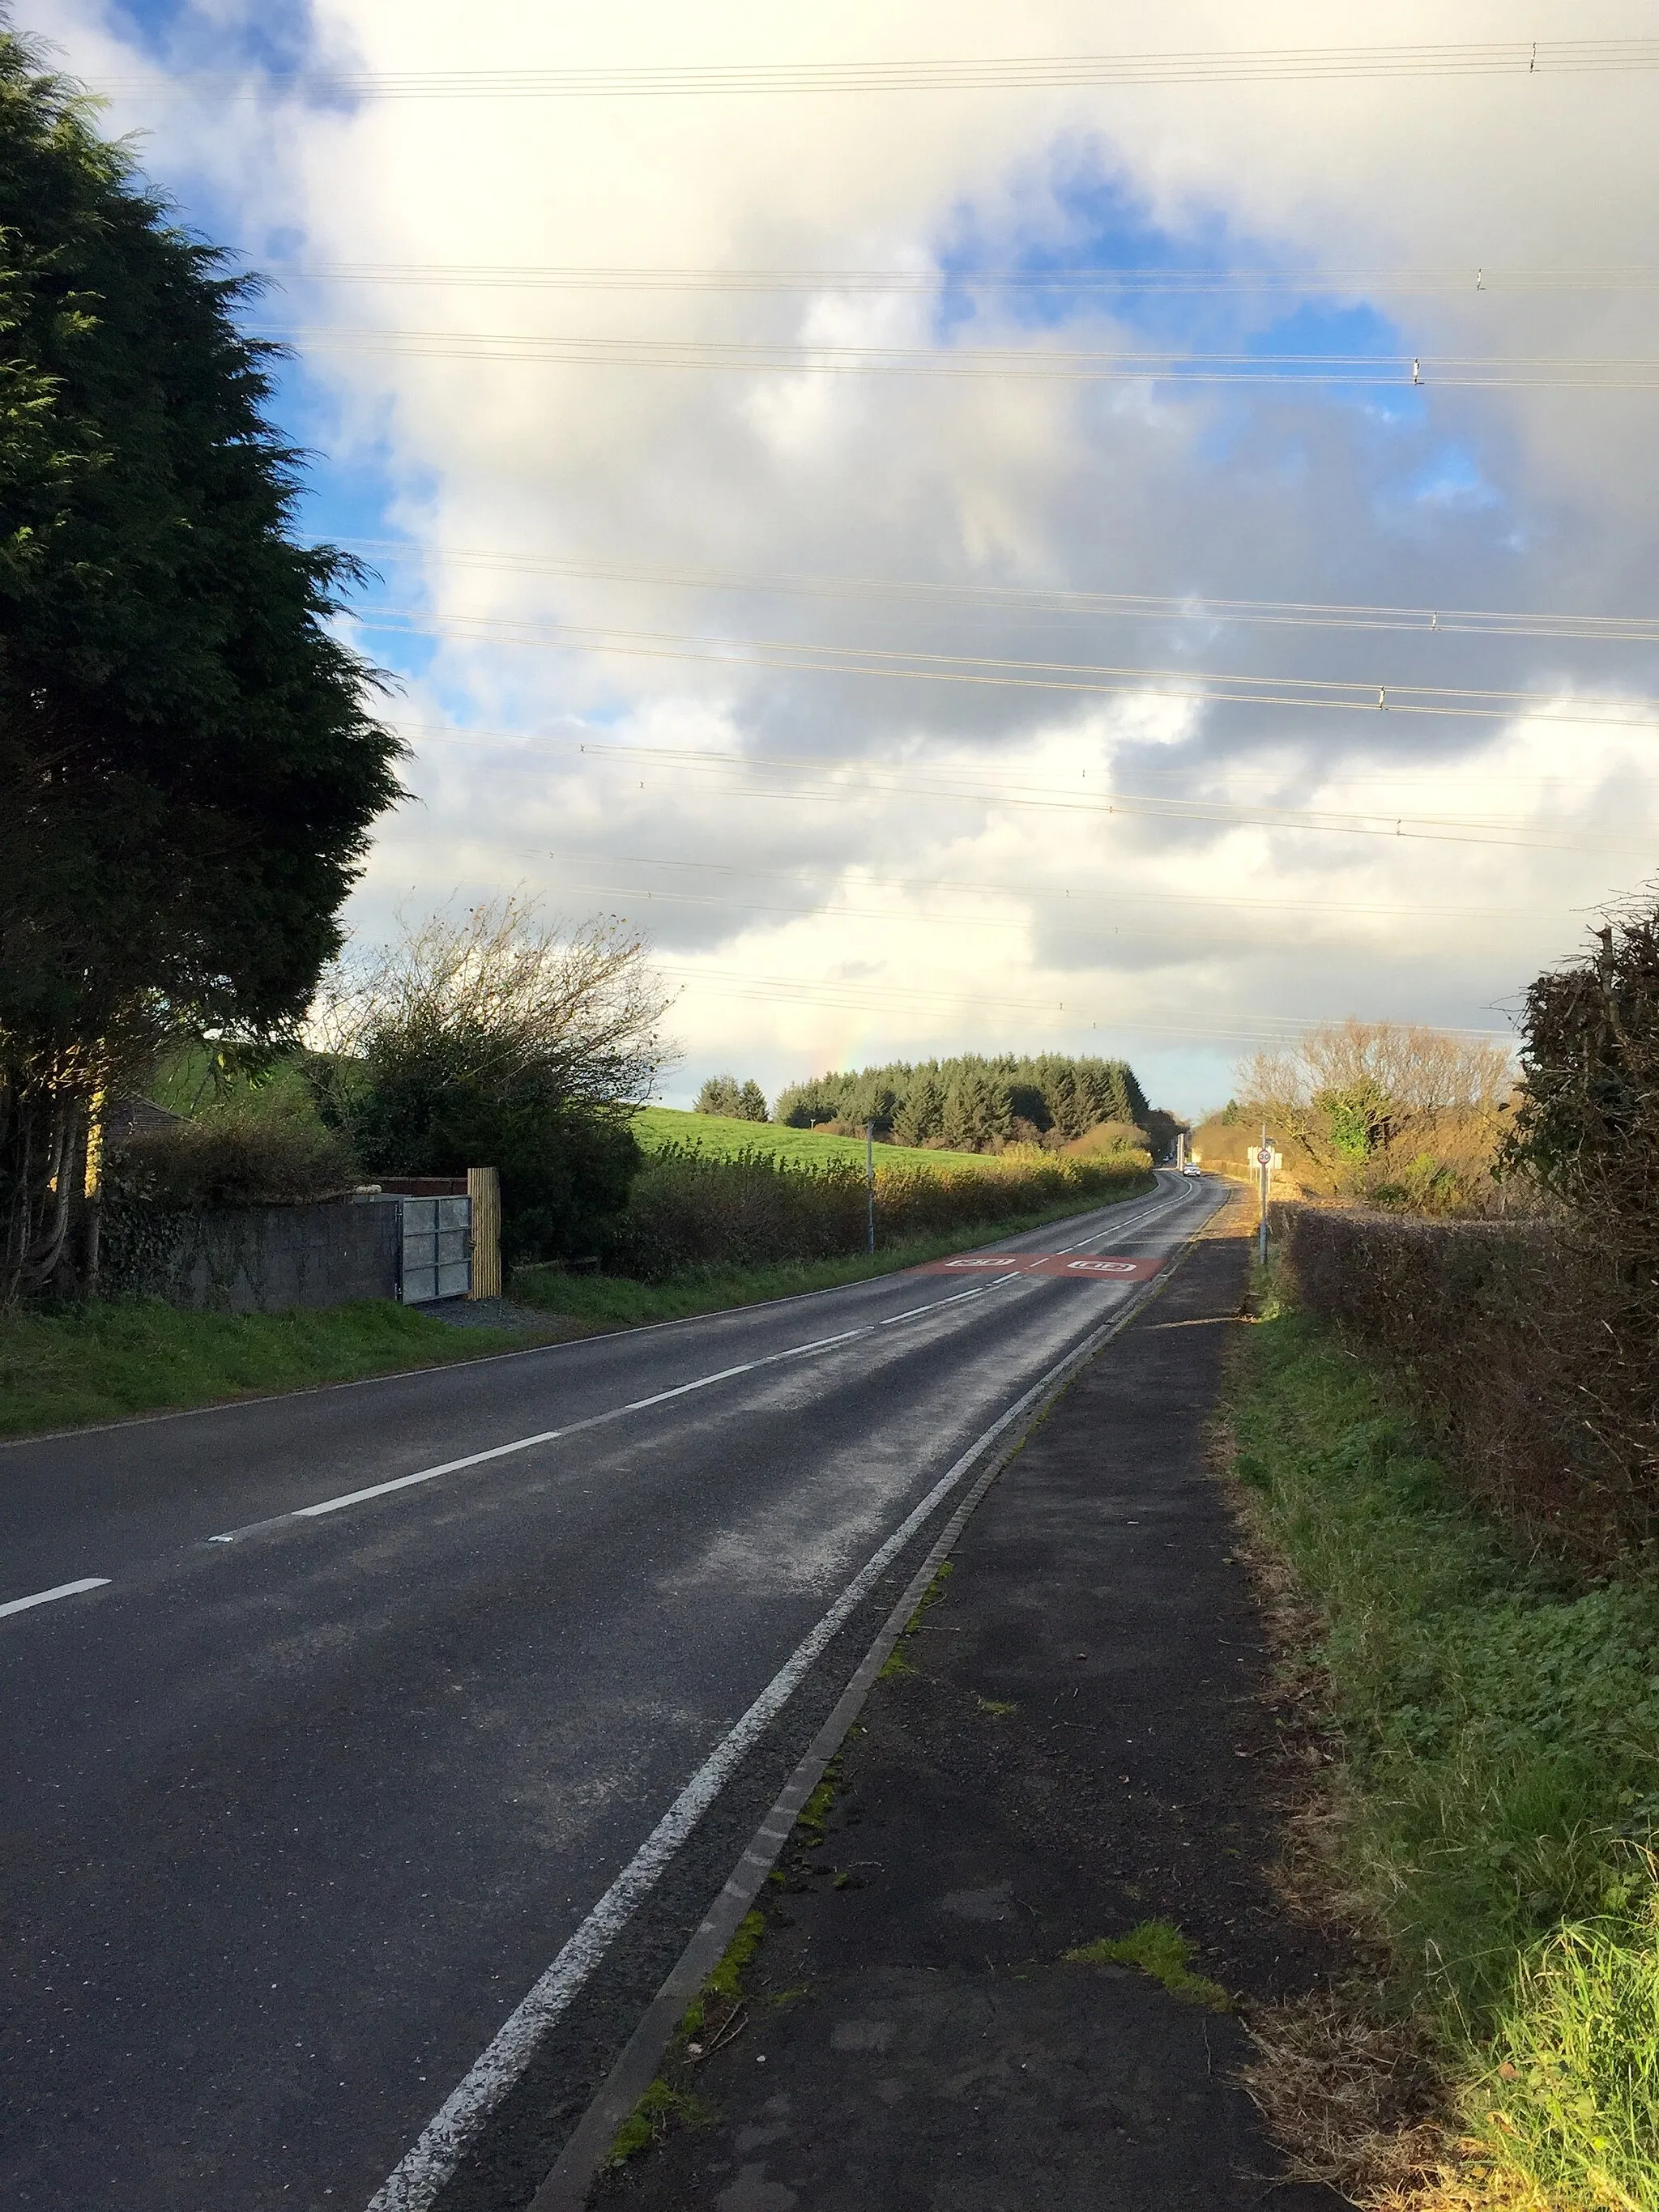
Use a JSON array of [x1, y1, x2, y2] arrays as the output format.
[[0, 1298, 549, 1440], [1224, 1281, 1659, 2210], [510, 1185, 1154, 1331]]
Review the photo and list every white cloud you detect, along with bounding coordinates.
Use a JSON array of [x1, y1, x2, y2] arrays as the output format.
[[28, 0, 1659, 1107]]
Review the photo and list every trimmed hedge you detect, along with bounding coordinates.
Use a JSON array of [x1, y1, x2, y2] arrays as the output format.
[[612, 1143, 1152, 1277], [1279, 1204, 1653, 1562]]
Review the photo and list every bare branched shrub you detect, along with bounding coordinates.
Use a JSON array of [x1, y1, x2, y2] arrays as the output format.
[[313, 897, 674, 1110], [304, 898, 677, 1263], [1241, 1020, 1515, 1213]]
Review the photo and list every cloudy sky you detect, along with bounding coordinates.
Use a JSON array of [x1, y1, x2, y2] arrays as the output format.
[[27, 1, 1659, 1113]]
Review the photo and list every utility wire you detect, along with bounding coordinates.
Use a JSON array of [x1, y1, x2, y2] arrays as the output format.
[[511, 872, 1540, 947], [531, 847, 1562, 921], [353, 609, 1659, 725], [265, 326, 1659, 387], [649, 961, 1513, 1048], [393, 721, 1601, 801], [402, 726, 1656, 855], [94, 38, 1659, 100], [274, 261, 1659, 296], [343, 544, 1659, 645]]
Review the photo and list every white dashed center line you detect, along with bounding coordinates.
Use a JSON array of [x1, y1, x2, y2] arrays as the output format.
[[0, 1576, 110, 1622]]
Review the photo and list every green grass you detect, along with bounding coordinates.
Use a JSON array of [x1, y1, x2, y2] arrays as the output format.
[[1064, 1921, 1233, 2011], [631, 1104, 1002, 1173], [0, 1298, 550, 1439], [510, 1189, 1149, 1329], [1229, 1294, 1659, 2210]]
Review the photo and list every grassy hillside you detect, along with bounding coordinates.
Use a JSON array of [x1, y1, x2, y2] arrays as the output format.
[[631, 1106, 992, 1174]]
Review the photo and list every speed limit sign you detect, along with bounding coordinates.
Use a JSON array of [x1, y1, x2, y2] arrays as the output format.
[[1256, 1146, 1273, 1166]]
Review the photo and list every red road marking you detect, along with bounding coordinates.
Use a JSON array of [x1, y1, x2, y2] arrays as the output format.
[[916, 1252, 1163, 1282]]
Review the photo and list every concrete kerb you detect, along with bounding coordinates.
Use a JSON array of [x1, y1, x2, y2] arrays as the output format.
[[525, 1187, 1226, 2211]]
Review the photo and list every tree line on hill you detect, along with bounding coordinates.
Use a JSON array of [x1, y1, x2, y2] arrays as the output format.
[[698, 1055, 1153, 1154]]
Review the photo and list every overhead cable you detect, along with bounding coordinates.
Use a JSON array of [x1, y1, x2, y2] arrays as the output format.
[[343, 540, 1659, 646], [648, 961, 1513, 1049], [532, 847, 1560, 920], [95, 38, 1659, 100], [515, 872, 1538, 946], [399, 726, 1655, 855], [352, 608, 1659, 725], [263, 326, 1659, 389], [276, 261, 1659, 296]]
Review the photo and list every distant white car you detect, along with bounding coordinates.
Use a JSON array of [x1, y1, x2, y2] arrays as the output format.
[[1181, 1163, 1201, 1178]]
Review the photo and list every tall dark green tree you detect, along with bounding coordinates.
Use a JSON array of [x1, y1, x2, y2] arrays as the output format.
[[0, 36, 403, 1293]]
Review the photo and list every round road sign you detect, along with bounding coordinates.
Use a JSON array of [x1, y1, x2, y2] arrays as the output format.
[[1256, 1146, 1273, 1166]]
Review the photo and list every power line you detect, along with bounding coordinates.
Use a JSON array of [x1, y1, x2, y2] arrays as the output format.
[[651, 961, 1514, 1049], [402, 726, 1657, 855], [582, 742, 1655, 851], [265, 326, 1659, 388], [513, 871, 1542, 948], [535, 876, 1179, 944], [343, 539, 1659, 646], [93, 39, 1659, 100], [392, 715, 1633, 800], [533, 848, 1562, 921], [274, 261, 1659, 296], [353, 609, 1659, 725]]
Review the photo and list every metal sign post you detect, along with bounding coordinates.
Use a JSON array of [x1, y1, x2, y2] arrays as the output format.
[[1256, 1131, 1273, 1267]]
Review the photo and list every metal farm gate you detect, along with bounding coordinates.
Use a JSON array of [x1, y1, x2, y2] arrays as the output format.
[[397, 1195, 471, 1304]]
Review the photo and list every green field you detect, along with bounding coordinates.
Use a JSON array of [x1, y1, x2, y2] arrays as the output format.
[[631, 1106, 995, 1172]]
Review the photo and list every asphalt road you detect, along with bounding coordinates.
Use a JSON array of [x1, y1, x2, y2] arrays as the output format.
[[1, 1170, 1220, 2211]]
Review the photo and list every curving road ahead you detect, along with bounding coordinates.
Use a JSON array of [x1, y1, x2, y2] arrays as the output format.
[[1, 1170, 1221, 2211]]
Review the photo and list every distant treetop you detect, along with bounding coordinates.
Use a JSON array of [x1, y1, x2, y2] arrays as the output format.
[[772, 1053, 1149, 1154], [695, 1074, 769, 1121]]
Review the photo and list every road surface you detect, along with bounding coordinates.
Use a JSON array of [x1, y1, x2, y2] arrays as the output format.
[[1, 1171, 1219, 2210]]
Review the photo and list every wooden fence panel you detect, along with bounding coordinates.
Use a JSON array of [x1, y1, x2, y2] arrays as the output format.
[[467, 1166, 502, 1299]]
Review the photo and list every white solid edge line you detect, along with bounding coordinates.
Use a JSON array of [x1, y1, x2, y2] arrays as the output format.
[[372, 1181, 1219, 2212], [0, 1575, 111, 1620], [523, 1178, 1222, 2211], [362, 1297, 1124, 2212]]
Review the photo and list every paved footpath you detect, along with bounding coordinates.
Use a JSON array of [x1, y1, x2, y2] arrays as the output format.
[[603, 1208, 1344, 2212]]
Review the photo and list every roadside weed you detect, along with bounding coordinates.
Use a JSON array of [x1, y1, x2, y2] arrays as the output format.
[[1470, 1907, 1659, 2211], [1064, 1920, 1232, 2011]]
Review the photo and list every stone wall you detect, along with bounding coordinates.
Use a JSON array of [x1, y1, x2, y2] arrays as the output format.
[[100, 1196, 401, 1314]]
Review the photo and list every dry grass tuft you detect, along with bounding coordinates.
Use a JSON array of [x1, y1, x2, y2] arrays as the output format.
[[1240, 1993, 1450, 2201]]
